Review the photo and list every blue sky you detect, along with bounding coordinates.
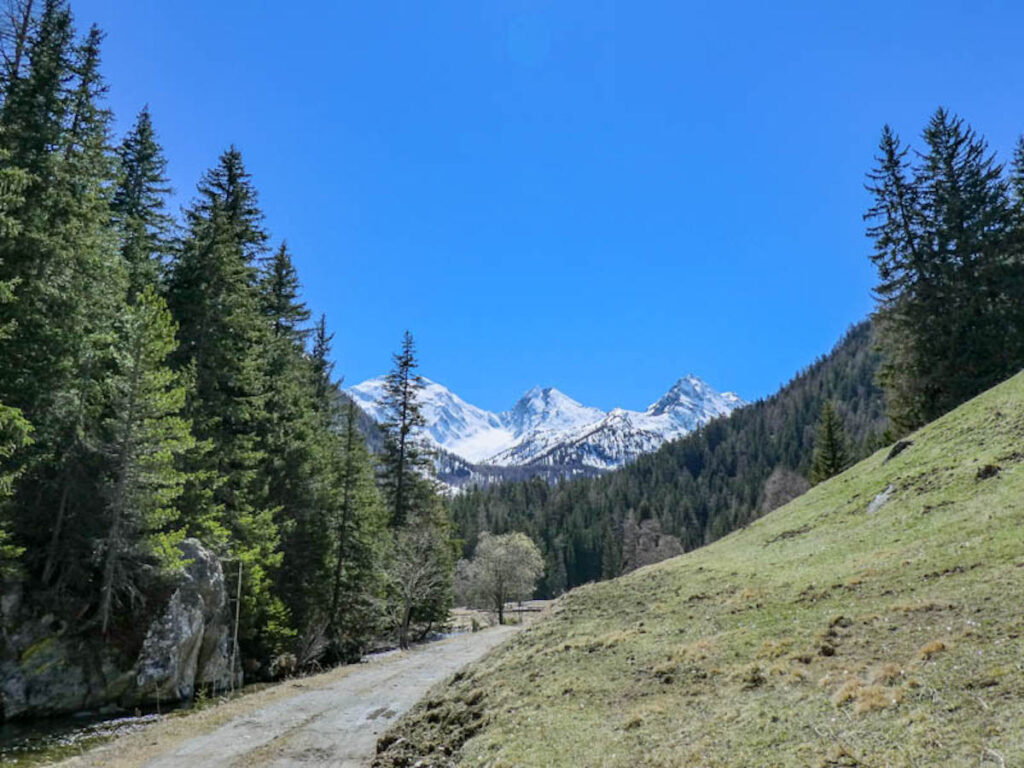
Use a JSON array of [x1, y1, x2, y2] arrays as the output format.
[[74, 0, 1024, 411]]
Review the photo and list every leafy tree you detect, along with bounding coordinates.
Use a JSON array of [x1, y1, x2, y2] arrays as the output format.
[[386, 502, 453, 649], [97, 287, 193, 634], [464, 532, 543, 624], [809, 401, 848, 484]]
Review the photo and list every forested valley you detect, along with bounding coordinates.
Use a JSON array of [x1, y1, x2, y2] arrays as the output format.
[[2, 0, 1024, 744]]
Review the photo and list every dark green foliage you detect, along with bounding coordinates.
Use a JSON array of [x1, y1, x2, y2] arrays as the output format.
[[866, 110, 1024, 433], [165, 147, 290, 657], [0, 402, 29, 577], [809, 401, 848, 484], [0, 0, 127, 593], [378, 331, 433, 527], [112, 106, 173, 298], [0, 1, 397, 683], [97, 287, 193, 634], [450, 322, 887, 596], [325, 398, 386, 660]]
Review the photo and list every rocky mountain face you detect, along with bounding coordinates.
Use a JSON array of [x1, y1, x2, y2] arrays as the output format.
[[347, 374, 744, 486]]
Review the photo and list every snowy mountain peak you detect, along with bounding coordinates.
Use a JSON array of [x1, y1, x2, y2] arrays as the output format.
[[347, 376, 513, 464], [346, 373, 745, 480], [646, 374, 715, 415], [502, 386, 604, 437]]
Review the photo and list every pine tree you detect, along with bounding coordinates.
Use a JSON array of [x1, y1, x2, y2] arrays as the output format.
[[112, 105, 173, 298], [256, 241, 324, 644], [866, 110, 1024, 433], [97, 287, 193, 634], [378, 330, 431, 527], [0, 5, 127, 591], [0, 229, 31, 579], [325, 397, 385, 660], [166, 147, 289, 659], [810, 401, 848, 484]]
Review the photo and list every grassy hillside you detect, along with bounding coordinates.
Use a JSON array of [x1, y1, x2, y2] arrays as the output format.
[[375, 371, 1024, 767]]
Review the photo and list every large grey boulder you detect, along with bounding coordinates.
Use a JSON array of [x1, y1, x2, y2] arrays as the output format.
[[136, 538, 236, 703], [0, 538, 237, 720]]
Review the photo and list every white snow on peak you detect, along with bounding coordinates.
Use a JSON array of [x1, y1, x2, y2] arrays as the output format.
[[346, 373, 745, 472], [501, 386, 605, 437], [347, 376, 514, 463]]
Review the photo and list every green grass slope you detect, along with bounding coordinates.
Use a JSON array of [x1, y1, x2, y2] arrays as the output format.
[[374, 372, 1024, 768]]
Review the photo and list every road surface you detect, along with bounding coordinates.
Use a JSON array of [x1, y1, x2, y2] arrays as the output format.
[[149, 626, 519, 768], [62, 624, 521, 768]]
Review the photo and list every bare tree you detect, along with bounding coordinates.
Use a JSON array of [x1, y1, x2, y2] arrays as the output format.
[[620, 512, 683, 574], [387, 518, 449, 649], [759, 466, 810, 514], [467, 532, 543, 624]]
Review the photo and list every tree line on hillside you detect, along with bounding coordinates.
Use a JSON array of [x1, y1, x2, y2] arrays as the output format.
[[450, 321, 888, 596], [0, 0, 451, 677]]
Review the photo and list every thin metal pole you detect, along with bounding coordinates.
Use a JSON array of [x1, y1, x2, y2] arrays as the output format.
[[230, 560, 242, 693]]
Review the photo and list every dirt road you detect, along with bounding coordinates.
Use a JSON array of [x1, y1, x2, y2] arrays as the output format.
[[153, 626, 519, 768], [62, 624, 521, 768]]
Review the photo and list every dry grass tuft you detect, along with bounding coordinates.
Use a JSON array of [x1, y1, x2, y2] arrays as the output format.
[[917, 639, 949, 660], [869, 662, 903, 685], [852, 684, 903, 714], [831, 678, 862, 706]]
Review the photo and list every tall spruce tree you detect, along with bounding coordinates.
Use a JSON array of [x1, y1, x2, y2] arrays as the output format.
[[112, 106, 173, 298], [377, 330, 431, 527], [256, 241, 326, 644], [0, 205, 31, 579], [325, 397, 385, 660], [866, 110, 1024, 433], [376, 331, 453, 646], [97, 287, 193, 634], [809, 401, 848, 484], [166, 147, 290, 659], [0, 4, 127, 592]]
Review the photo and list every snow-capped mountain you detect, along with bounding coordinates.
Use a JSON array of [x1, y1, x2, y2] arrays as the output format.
[[347, 374, 745, 478], [347, 377, 513, 463], [503, 386, 605, 436]]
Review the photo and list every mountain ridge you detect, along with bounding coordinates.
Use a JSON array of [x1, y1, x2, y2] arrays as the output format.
[[347, 374, 744, 477]]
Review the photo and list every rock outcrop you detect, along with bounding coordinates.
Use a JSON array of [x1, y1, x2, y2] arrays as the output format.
[[0, 538, 237, 720]]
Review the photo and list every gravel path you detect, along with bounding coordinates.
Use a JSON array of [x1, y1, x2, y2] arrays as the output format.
[[142, 625, 520, 768]]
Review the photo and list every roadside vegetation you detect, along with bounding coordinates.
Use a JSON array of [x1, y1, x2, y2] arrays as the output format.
[[374, 370, 1024, 767]]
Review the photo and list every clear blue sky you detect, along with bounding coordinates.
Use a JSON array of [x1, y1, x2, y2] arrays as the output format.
[[74, 0, 1024, 411]]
